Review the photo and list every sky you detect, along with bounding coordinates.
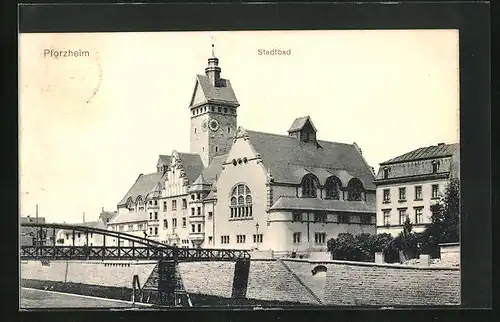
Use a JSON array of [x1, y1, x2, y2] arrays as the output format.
[[19, 30, 459, 223]]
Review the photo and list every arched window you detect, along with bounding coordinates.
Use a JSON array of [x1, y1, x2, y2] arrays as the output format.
[[126, 197, 134, 211], [230, 184, 253, 219], [301, 174, 318, 198], [311, 265, 328, 276], [324, 176, 341, 200], [347, 178, 364, 201]]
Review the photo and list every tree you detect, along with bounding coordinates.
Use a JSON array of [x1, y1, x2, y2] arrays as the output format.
[[420, 177, 460, 257]]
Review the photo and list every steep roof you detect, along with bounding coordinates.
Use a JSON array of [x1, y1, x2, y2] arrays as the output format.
[[117, 172, 163, 206], [99, 211, 117, 224], [270, 196, 375, 214], [177, 152, 205, 184], [245, 130, 376, 190], [157, 155, 171, 167], [189, 75, 239, 107], [288, 116, 317, 133], [380, 143, 460, 165], [201, 154, 227, 183], [108, 211, 149, 225]]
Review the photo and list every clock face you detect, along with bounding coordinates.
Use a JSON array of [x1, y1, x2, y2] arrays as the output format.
[[209, 119, 220, 132], [202, 120, 208, 132]]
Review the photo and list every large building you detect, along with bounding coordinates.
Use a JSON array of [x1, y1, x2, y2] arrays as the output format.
[[374, 143, 460, 236], [112, 48, 377, 257]]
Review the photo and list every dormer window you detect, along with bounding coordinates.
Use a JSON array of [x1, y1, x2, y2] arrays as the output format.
[[383, 167, 390, 179], [431, 160, 439, 173]]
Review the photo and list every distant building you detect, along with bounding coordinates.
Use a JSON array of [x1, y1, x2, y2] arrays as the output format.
[[55, 215, 109, 246], [20, 216, 52, 246], [374, 143, 460, 236], [112, 47, 377, 257]]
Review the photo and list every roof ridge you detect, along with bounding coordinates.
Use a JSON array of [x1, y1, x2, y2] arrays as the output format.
[[246, 129, 354, 146]]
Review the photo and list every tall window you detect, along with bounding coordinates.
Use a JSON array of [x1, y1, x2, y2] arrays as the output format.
[[338, 214, 349, 224], [182, 199, 187, 209], [191, 208, 195, 216], [149, 212, 152, 220], [154, 227, 158, 235], [149, 227, 153, 235], [154, 212, 158, 220], [314, 232, 326, 244], [301, 174, 318, 198], [197, 207, 201, 216], [399, 209, 407, 225], [236, 235, 246, 243], [398, 187, 406, 201], [229, 184, 253, 219], [415, 186, 423, 200], [172, 200, 177, 210], [182, 217, 187, 228], [221, 236, 230, 244], [432, 184, 439, 199], [383, 210, 391, 226], [208, 212, 213, 220], [197, 224, 202, 233], [191, 224, 195, 233], [383, 189, 390, 202], [163, 219, 168, 229], [172, 218, 177, 228], [293, 232, 301, 244], [347, 179, 364, 201], [324, 176, 341, 200], [415, 207, 424, 224], [432, 161, 439, 173], [163, 201, 167, 212]]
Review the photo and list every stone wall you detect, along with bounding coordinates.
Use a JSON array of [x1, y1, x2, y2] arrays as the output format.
[[21, 260, 157, 289]]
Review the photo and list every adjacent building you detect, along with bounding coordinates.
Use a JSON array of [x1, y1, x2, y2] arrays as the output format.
[[55, 210, 117, 246], [112, 47, 377, 257], [374, 143, 460, 236]]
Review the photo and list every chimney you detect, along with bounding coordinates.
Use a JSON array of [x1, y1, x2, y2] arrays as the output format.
[[437, 143, 445, 146]]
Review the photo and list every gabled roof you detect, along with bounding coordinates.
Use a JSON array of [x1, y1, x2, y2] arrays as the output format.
[[270, 196, 375, 213], [117, 172, 163, 206], [189, 74, 239, 107], [201, 154, 227, 183], [99, 211, 117, 224], [288, 116, 317, 133], [380, 143, 460, 165], [157, 155, 171, 167], [108, 211, 149, 225], [244, 130, 376, 190], [177, 152, 205, 184]]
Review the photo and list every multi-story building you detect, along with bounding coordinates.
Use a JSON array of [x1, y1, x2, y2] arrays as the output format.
[[113, 47, 377, 257], [374, 143, 460, 236], [55, 210, 117, 246]]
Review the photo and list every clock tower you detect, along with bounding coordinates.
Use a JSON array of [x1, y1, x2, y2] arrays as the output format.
[[189, 45, 239, 167]]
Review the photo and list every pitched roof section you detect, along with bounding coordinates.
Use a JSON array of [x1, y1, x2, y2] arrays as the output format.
[[380, 143, 460, 165], [201, 154, 227, 183], [99, 211, 117, 224], [189, 75, 239, 108], [157, 155, 171, 167], [108, 211, 149, 225], [177, 152, 205, 184], [117, 172, 163, 206], [270, 196, 375, 214], [288, 116, 317, 133], [245, 130, 376, 190]]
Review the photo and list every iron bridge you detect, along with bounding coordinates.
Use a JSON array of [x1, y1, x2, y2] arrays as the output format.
[[20, 222, 251, 262]]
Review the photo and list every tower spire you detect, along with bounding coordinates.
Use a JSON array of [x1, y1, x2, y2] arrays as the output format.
[[205, 42, 221, 87]]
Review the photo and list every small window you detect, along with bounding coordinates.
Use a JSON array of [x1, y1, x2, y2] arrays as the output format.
[[172, 200, 177, 210], [172, 218, 177, 228], [149, 227, 153, 235], [182, 199, 187, 209], [383, 189, 390, 202], [163, 219, 168, 229], [383, 210, 391, 226], [314, 213, 327, 223], [314, 232, 326, 244], [339, 215, 349, 224], [253, 234, 263, 243], [415, 186, 423, 200], [360, 216, 372, 225], [215, 146, 218, 152], [191, 208, 195, 216], [218, 107, 221, 112], [208, 211, 213, 219], [208, 236, 213, 244], [432, 184, 439, 199], [149, 212, 152, 220], [399, 209, 408, 225], [224, 107, 228, 113], [293, 232, 301, 244], [415, 207, 424, 224], [182, 217, 187, 228], [163, 201, 167, 212], [197, 193, 201, 200], [211, 106, 215, 111], [154, 212, 158, 220], [236, 235, 246, 243], [154, 227, 158, 235], [292, 212, 302, 222], [191, 224, 195, 233], [432, 161, 439, 173], [197, 224, 202, 233], [398, 187, 406, 201], [197, 207, 201, 216], [383, 168, 390, 179], [228, 127, 231, 133]]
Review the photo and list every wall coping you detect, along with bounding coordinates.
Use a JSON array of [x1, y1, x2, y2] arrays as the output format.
[[439, 242, 460, 247], [279, 258, 460, 271]]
